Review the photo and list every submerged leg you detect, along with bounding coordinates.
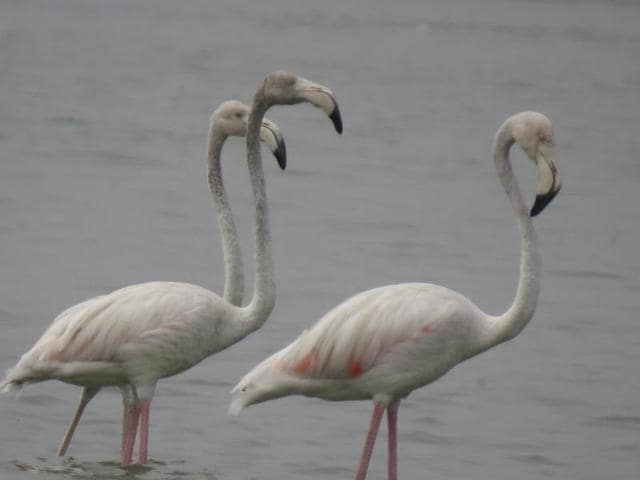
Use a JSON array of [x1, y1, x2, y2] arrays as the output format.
[[387, 402, 399, 480], [56, 387, 100, 457], [138, 400, 151, 464], [355, 402, 385, 480]]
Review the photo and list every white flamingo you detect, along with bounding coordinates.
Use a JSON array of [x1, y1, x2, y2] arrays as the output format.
[[2, 72, 342, 464], [51, 100, 287, 459], [230, 111, 561, 480]]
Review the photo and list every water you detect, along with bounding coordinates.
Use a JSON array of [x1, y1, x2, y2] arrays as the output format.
[[0, 0, 638, 479]]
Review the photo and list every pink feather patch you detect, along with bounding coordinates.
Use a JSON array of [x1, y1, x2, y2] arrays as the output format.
[[421, 324, 435, 334], [348, 360, 364, 377], [292, 350, 318, 375]]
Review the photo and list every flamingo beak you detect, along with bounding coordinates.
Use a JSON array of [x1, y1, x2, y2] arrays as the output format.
[[296, 78, 343, 134], [260, 118, 287, 170], [531, 185, 561, 217], [328, 103, 343, 135], [530, 146, 561, 217]]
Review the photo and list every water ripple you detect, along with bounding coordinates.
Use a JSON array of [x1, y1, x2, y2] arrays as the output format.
[[400, 429, 456, 446], [588, 415, 640, 431], [510, 453, 567, 467], [0, 458, 219, 480]]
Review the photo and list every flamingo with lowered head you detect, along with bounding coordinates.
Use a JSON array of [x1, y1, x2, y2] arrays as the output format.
[[230, 111, 561, 480], [2, 72, 342, 464], [50, 100, 287, 459]]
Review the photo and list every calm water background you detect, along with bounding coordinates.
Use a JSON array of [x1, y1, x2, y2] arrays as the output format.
[[0, 0, 638, 479]]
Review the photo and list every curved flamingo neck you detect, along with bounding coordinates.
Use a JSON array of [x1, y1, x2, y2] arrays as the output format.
[[244, 88, 276, 326], [207, 124, 244, 306], [488, 124, 541, 346]]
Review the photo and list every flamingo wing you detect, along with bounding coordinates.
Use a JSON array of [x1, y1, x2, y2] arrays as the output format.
[[277, 283, 476, 380], [3, 282, 221, 388]]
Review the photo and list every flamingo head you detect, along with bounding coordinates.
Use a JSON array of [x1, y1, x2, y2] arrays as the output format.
[[260, 71, 343, 135], [211, 100, 287, 169], [509, 111, 562, 216], [228, 354, 289, 415]]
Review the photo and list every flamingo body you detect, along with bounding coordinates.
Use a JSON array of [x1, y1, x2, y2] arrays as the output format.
[[5, 282, 233, 393], [231, 111, 561, 480], [2, 73, 343, 464], [231, 283, 488, 410]]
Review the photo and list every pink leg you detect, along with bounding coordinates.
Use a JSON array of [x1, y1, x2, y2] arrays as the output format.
[[387, 402, 399, 480], [355, 402, 385, 480], [138, 400, 151, 464], [122, 404, 140, 465], [56, 387, 100, 457], [121, 404, 130, 459]]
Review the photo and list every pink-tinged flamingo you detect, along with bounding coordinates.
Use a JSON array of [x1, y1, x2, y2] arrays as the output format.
[[230, 111, 561, 480], [2, 72, 342, 464], [50, 100, 287, 459]]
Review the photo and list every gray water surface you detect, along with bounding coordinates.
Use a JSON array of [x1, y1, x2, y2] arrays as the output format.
[[1, 1, 639, 479]]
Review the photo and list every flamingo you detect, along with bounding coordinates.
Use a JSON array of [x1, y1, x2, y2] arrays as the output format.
[[230, 111, 561, 480], [50, 100, 287, 459], [2, 72, 343, 464]]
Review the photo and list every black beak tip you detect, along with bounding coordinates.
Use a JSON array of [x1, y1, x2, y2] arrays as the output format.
[[274, 138, 287, 170], [329, 106, 343, 135], [530, 186, 560, 217]]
